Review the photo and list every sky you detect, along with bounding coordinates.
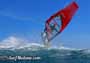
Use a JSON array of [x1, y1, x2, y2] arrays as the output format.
[[0, 0, 89, 48]]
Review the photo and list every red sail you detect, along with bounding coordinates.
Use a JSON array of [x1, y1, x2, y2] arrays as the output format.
[[44, 2, 79, 41], [46, 1, 78, 33], [59, 2, 79, 32]]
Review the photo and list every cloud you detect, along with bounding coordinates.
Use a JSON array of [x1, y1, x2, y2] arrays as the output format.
[[0, 36, 28, 49], [0, 36, 44, 49]]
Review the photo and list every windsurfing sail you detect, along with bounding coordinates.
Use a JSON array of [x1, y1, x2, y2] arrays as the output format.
[[42, 1, 79, 42]]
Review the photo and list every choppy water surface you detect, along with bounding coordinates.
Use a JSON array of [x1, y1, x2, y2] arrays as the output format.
[[0, 44, 90, 63]]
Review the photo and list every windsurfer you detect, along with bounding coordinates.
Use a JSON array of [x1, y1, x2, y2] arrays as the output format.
[[49, 24, 58, 34]]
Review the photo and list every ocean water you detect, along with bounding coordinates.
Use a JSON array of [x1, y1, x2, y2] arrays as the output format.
[[0, 45, 90, 63]]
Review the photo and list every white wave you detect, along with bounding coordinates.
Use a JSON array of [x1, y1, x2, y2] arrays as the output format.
[[0, 36, 85, 52], [0, 36, 45, 50]]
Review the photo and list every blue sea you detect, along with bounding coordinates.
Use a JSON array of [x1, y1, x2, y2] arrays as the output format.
[[0, 44, 90, 63]]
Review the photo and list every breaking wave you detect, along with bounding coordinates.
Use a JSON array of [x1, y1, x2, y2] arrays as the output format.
[[0, 36, 89, 53], [0, 36, 90, 63]]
